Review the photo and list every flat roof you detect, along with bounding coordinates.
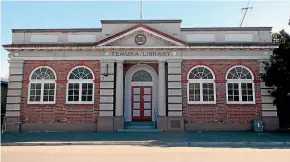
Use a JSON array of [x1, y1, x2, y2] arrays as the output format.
[[181, 27, 272, 31], [12, 28, 102, 33], [101, 19, 183, 24]]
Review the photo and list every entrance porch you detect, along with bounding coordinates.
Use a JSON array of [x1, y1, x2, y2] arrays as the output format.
[[97, 59, 184, 132]]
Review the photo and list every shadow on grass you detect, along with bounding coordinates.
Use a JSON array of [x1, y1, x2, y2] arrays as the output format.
[[1, 131, 290, 149]]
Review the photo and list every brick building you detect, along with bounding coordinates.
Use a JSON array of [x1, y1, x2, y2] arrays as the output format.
[[2, 20, 279, 132]]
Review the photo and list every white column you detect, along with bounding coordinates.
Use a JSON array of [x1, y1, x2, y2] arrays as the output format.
[[158, 60, 166, 116], [115, 60, 124, 116]]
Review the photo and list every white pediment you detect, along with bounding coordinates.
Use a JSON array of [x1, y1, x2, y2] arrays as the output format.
[[107, 32, 176, 47], [96, 25, 188, 47]]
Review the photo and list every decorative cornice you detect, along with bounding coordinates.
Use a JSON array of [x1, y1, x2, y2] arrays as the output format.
[[2, 44, 278, 51]]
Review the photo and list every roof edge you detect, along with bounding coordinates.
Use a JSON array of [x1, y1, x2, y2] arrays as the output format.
[[12, 28, 102, 33], [101, 19, 182, 24], [181, 27, 273, 31]]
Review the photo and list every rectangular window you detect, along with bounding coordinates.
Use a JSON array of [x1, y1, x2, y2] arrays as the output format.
[[68, 83, 79, 101], [241, 83, 254, 101], [43, 83, 55, 102], [81, 83, 93, 102], [227, 83, 239, 101], [202, 83, 214, 101], [29, 83, 41, 102], [189, 83, 200, 101]]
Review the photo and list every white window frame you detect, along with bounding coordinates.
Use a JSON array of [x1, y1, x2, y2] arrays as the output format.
[[226, 66, 256, 104], [27, 66, 56, 104], [66, 66, 95, 104], [187, 66, 216, 104]]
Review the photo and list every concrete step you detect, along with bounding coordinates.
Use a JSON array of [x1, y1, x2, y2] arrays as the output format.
[[117, 129, 163, 132], [125, 126, 154, 129]]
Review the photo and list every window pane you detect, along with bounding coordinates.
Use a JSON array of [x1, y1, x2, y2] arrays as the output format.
[[189, 83, 200, 101], [43, 96, 48, 101], [81, 83, 93, 101], [241, 83, 254, 102], [227, 83, 239, 102], [202, 83, 214, 101], [29, 83, 42, 102], [68, 83, 80, 102], [68, 96, 74, 101]]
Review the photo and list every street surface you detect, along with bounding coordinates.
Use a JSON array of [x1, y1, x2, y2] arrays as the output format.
[[2, 145, 290, 162]]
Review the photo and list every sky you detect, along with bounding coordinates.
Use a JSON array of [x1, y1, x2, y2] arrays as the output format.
[[1, 1, 290, 79]]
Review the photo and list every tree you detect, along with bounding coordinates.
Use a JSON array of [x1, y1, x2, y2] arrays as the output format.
[[261, 29, 290, 128]]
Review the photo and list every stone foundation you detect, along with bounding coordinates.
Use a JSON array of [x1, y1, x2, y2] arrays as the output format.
[[167, 117, 184, 132], [262, 116, 280, 131], [3, 117, 21, 132], [185, 123, 252, 131], [20, 123, 97, 132], [97, 116, 114, 132], [113, 117, 124, 131]]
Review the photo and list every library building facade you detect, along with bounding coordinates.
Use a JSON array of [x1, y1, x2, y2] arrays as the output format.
[[3, 20, 279, 132]]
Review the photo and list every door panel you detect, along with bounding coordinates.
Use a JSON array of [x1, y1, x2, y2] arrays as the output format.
[[131, 86, 152, 121]]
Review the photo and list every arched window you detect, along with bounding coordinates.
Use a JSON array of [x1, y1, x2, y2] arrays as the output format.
[[67, 66, 94, 104], [28, 67, 56, 104], [187, 66, 216, 104], [226, 66, 255, 104], [132, 70, 152, 82]]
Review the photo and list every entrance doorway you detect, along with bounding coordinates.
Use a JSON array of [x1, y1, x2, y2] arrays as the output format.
[[124, 64, 158, 122], [131, 86, 152, 121]]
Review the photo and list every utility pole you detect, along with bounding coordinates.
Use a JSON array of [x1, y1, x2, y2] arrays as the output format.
[[239, 4, 253, 27], [140, 0, 143, 20]]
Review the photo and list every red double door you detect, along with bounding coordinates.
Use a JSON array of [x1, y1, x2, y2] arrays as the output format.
[[131, 86, 152, 121]]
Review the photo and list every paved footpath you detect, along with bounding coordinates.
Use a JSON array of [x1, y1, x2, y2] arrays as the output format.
[[2, 145, 290, 162], [2, 132, 290, 147]]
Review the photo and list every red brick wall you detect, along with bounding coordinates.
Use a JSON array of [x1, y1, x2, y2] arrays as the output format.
[[182, 60, 262, 124], [21, 60, 100, 124]]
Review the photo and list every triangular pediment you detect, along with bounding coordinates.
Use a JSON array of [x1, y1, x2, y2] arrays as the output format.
[[96, 24, 188, 47]]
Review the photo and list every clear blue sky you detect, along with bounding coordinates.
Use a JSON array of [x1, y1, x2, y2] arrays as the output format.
[[1, 1, 290, 79]]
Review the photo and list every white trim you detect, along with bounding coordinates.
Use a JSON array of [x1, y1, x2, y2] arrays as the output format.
[[66, 66, 95, 104], [225, 65, 254, 80], [27, 66, 57, 104], [10, 55, 272, 61], [226, 81, 256, 104], [186, 66, 216, 104], [5, 45, 278, 50], [226, 65, 256, 104], [66, 65, 95, 80], [29, 66, 57, 80], [97, 26, 185, 46], [65, 81, 95, 104], [27, 82, 56, 104], [124, 64, 158, 122], [187, 65, 216, 80]]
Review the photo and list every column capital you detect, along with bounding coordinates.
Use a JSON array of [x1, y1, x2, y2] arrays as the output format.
[[116, 60, 124, 63], [157, 60, 166, 63], [99, 59, 116, 63], [167, 59, 182, 63]]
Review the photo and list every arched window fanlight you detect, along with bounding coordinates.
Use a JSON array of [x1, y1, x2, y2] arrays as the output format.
[[132, 70, 152, 82]]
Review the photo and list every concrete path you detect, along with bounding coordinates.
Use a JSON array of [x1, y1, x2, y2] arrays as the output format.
[[2, 145, 290, 162], [2, 132, 290, 147]]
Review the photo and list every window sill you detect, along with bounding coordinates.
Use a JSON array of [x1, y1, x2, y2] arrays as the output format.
[[226, 102, 256, 105], [27, 102, 56, 105], [187, 102, 216, 105], [65, 102, 94, 105]]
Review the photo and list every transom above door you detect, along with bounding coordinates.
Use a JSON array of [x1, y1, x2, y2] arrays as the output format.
[[131, 86, 152, 121]]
